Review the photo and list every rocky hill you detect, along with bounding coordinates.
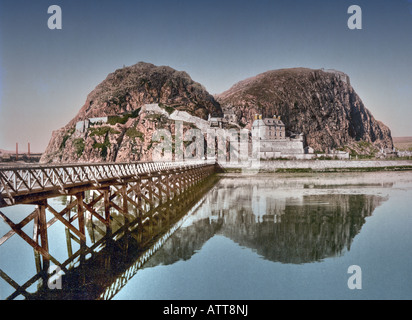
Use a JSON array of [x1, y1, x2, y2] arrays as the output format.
[[41, 64, 393, 163], [216, 68, 393, 154], [40, 62, 222, 163]]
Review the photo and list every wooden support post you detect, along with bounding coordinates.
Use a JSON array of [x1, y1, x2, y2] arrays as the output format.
[[134, 182, 143, 243], [76, 192, 85, 237], [0, 210, 50, 263], [104, 188, 111, 235], [76, 192, 86, 267], [122, 184, 129, 253], [32, 200, 50, 274], [75, 192, 86, 284], [38, 201, 49, 264], [122, 185, 128, 221], [148, 177, 153, 211], [65, 228, 73, 258]]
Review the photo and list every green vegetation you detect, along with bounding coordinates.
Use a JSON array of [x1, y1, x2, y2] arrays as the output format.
[[89, 126, 118, 158], [107, 108, 140, 125], [158, 103, 175, 115], [145, 113, 169, 125], [340, 140, 379, 159], [60, 128, 75, 150], [125, 127, 144, 141], [73, 138, 85, 157], [92, 137, 111, 158], [165, 106, 175, 115], [89, 126, 120, 137]]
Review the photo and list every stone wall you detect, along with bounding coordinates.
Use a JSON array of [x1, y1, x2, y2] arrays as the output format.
[[219, 160, 412, 171], [256, 139, 305, 154]]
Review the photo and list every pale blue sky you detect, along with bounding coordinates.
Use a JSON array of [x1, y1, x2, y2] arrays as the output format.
[[1, 0, 412, 152]]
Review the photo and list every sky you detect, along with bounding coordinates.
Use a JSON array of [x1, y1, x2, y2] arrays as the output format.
[[0, 0, 412, 152]]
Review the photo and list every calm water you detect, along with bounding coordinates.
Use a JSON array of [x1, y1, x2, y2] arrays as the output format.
[[1, 171, 412, 300]]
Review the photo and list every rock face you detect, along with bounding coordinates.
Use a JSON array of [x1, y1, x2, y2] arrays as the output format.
[[40, 62, 222, 163], [216, 68, 393, 153], [41, 64, 393, 163], [70, 62, 222, 124]]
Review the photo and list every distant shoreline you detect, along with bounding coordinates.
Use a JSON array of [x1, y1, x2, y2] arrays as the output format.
[[1, 158, 412, 174], [219, 159, 412, 173]]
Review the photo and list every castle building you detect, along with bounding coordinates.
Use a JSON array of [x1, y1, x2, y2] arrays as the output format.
[[222, 109, 237, 124], [208, 114, 226, 128], [252, 114, 306, 159], [252, 114, 285, 140]]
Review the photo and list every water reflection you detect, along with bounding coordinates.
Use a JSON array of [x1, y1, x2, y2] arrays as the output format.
[[4, 174, 220, 300], [142, 174, 390, 267], [2, 171, 405, 300]]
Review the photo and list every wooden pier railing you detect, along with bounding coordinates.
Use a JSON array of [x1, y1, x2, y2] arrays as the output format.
[[0, 160, 217, 299]]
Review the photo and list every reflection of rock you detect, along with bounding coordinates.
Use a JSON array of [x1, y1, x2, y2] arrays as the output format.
[[143, 176, 388, 266], [224, 193, 382, 264], [144, 218, 223, 267]]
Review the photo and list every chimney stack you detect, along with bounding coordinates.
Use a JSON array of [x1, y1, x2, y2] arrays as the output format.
[[28, 142, 31, 158], [16, 143, 18, 160]]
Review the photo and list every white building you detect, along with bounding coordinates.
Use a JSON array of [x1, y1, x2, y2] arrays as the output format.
[[251, 114, 307, 159], [75, 117, 108, 133], [252, 114, 286, 140], [223, 109, 237, 124], [208, 114, 226, 128]]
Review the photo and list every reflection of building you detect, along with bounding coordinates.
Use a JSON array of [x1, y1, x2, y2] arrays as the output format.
[[139, 176, 388, 266], [251, 184, 286, 222]]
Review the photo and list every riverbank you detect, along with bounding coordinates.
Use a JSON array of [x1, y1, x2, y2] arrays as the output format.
[[219, 159, 412, 173]]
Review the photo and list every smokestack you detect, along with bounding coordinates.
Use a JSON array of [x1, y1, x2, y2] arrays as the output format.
[[16, 143, 18, 160], [28, 142, 31, 158]]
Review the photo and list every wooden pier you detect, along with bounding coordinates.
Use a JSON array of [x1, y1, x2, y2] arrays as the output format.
[[0, 160, 217, 299]]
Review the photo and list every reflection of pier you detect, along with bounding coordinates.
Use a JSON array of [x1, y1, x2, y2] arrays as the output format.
[[0, 161, 217, 299]]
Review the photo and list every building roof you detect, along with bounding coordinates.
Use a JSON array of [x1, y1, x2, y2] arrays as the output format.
[[252, 119, 265, 127], [263, 118, 285, 126], [252, 117, 284, 127]]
